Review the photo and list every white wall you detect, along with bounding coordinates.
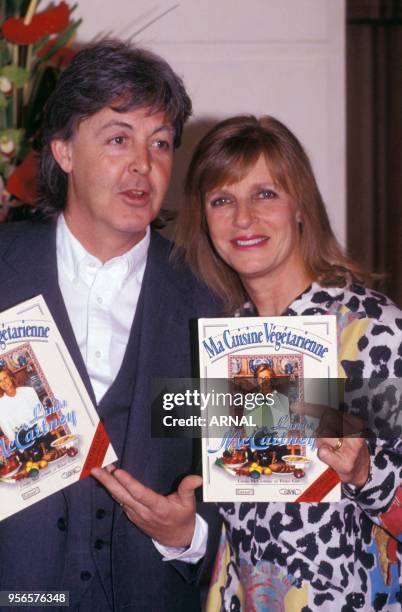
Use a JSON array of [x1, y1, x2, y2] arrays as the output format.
[[75, 0, 346, 243]]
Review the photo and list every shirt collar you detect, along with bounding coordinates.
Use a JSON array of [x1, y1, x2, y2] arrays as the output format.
[[56, 213, 150, 284]]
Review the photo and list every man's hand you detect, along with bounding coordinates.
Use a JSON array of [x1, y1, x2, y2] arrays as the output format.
[[91, 466, 201, 547], [291, 400, 370, 488]]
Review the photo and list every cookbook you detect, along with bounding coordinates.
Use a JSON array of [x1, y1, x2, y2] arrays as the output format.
[[198, 315, 341, 502], [0, 295, 117, 521]]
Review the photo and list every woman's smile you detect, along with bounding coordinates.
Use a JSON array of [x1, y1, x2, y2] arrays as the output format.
[[230, 235, 270, 248]]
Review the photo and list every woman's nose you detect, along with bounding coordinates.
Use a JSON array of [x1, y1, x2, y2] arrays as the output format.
[[233, 200, 253, 228]]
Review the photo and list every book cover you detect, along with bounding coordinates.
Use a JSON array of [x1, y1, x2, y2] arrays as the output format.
[[0, 296, 117, 521], [198, 315, 341, 502]]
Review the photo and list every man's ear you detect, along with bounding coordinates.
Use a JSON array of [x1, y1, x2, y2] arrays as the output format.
[[50, 139, 73, 173]]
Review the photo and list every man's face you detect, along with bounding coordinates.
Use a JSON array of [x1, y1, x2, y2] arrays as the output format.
[[51, 106, 174, 259]]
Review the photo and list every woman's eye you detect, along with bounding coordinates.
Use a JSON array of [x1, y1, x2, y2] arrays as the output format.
[[209, 196, 232, 208], [257, 189, 277, 199]]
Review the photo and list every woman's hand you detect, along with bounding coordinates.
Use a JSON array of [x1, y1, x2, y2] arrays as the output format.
[[291, 400, 370, 488], [316, 436, 370, 488]]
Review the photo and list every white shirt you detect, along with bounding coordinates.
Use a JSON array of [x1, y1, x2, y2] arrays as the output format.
[[56, 215, 207, 563], [0, 386, 43, 441], [56, 214, 149, 403]]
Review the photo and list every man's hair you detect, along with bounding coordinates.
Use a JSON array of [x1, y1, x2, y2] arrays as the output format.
[[174, 115, 370, 312], [37, 40, 192, 216]]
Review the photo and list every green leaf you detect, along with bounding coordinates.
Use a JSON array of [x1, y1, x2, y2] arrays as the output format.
[[0, 128, 25, 147], [1, 66, 30, 88], [0, 92, 7, 111], [0, 158, 7, 174], [32, 35, 50, 55], [24, 65, 58, 139], [0, 40, 11, 67], [15, 0, 27, 11]]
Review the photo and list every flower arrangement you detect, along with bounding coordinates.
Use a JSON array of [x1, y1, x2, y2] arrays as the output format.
[[0, 0, 81, 221]]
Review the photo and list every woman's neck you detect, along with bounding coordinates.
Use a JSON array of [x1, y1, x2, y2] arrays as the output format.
[[242, 269, 312, 316]]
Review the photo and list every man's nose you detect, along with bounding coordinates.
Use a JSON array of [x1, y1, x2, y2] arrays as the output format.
[[129, 143, 151, 175], [233, 200, 253, 228]]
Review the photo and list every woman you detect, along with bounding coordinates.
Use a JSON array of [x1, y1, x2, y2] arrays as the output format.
[[0, 367, 52, 461], [0, 368, 42, 443], [175, 116, 402, 611]]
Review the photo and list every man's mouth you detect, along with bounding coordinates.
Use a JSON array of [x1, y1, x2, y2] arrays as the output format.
[[231, 235, 269, 248], [119, 188, 150, 203]]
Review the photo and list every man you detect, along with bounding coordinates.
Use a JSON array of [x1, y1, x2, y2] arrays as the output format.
[[0, 41, 219, 611]]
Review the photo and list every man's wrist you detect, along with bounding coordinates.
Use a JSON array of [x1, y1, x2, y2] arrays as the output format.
[[152, 513, 208, 564]]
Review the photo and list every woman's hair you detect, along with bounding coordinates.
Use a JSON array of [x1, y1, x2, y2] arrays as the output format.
[[0, 368, 16, 399], [174, 115, 370, 311]]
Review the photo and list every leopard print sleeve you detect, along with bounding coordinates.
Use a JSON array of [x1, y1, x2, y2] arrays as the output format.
[[343, 441, 402, 542], [340, 287, 402, 539], [343, 441, 402, 540]]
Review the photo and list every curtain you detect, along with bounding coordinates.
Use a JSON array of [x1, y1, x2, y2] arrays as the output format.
[[347, 0, 402, 306]]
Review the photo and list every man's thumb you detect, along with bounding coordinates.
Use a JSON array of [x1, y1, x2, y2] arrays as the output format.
[[177, 475, 203, 501]]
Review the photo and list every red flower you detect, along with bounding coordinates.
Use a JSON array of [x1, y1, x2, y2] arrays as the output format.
[[2, 2, 70, 45], [6, 149, 38, 204]]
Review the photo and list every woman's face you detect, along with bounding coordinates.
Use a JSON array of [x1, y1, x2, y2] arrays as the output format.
[[0, 371, 15, 394], [204, 155, 303, 285]]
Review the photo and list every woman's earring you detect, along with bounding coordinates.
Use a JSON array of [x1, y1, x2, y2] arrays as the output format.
[[296, 215, 303, 232]]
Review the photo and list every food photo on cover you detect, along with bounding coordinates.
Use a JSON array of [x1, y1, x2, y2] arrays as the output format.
[[0, 345, 78, 485], [212, 354, 315, 484]]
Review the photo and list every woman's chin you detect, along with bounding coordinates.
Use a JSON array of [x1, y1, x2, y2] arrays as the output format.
[[236, 266, 273, 283]]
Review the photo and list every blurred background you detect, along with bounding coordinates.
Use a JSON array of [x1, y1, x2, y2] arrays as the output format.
[[1, 0, 401, 304]]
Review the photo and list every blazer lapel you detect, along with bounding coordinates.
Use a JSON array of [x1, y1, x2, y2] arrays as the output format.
[[0, 220, 96, 405], [120, 232, 198, 478]]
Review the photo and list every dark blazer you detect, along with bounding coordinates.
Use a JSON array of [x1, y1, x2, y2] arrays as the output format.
[[0, 220, 221, 611]]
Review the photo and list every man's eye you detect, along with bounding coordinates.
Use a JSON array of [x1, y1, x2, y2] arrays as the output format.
[[153, 139, 171, 151], [109, 136, 126, 145], [257, 189, 277, 199]]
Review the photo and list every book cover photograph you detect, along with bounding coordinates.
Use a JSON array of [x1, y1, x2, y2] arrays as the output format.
[[0, 296, 117, 521], [198, 315, 341, 503]]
